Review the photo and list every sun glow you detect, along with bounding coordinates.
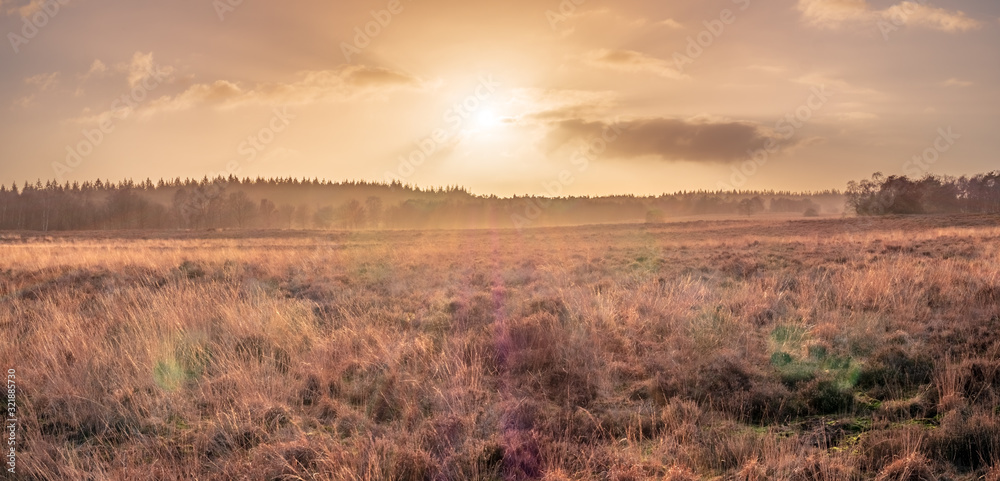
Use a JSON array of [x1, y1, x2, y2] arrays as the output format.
[[473, 109, 503, 131]]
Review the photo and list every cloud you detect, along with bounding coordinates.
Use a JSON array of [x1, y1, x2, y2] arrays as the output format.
[[798, 0, 871, 25], [793, 73, 880, 96], [118, 52, 174, 89], [5, 0, 41, 17], [582, 49, 687, 80], [24, 71, 59, 90], [13, 72, 58, 108], [506, 88, 618, 123], [336, 65, 420, 89], [658, 19, 683, 29], [797, 0, 981, 32], [830, 111, 879, 121], [4, 0, 70, 17], [140, 80, 245, 115], [504, 90, 804, 165], [137, 65, 423, 117], [883, 2, 981, 32], [942, 78, 972, 88], [545, 116, 791, 163], [78, 59, 107, 81]]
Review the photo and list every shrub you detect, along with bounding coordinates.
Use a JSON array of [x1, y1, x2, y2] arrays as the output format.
[[874, 453, 936, 481], [857, 346, 934, 398]]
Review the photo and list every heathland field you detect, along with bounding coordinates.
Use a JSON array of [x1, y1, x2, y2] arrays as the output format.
[[2, 215, 1000, 480]]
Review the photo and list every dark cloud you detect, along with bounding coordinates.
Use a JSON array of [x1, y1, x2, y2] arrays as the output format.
[[341, 66, 422, 88], [546, 117, 784, 163]]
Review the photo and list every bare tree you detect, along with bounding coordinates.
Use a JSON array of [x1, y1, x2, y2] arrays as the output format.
[[227, 191, 257, 228], [339, 199, 365, 229], [313, 206, 335, 229]]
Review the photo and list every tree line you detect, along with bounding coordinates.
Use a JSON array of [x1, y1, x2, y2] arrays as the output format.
[[846, 172, 1000, 215], [0, 175, 843, 231]]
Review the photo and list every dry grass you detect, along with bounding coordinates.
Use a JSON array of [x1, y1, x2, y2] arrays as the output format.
[[2, 215, 1000, 480]]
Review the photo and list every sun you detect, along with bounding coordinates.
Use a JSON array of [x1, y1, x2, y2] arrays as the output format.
[[472, 109, 503, 131], [458, 104, 516, 144]]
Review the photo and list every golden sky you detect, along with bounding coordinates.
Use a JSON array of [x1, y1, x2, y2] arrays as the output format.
[[2, 0, 998, 195]]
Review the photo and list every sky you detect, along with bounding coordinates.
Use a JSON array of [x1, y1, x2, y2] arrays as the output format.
[[1, 0, 998, 196]]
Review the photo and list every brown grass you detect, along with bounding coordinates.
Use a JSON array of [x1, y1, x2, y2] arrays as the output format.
[[2, 215, 1000, 479]]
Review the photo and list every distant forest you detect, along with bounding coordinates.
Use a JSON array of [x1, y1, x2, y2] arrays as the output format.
[[0, 176, 844, 231], [847, 172, 1000, 215]]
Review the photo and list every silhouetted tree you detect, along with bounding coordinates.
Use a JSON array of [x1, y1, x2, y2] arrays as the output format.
[[313, 206, 335, 229], [738, 197, 765, 217], [339, 199, 365, 229], [227, 191, 256, 228], [847, 171, 1000, 216]]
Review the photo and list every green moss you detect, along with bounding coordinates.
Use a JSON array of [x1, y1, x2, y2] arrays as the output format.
[[771, 324, 807, 345], [808, 344, 828, 361], [779, 362, 817, 386], [153, 359, 186, 391], [770, 351, 793, 367]]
